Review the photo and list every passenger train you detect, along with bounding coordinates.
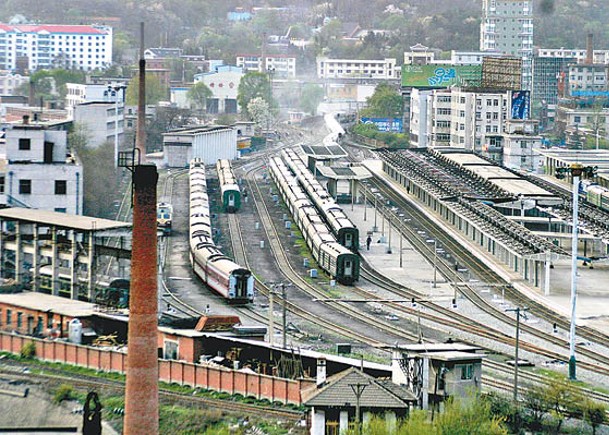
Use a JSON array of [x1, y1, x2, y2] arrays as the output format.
[[157, 202, 173, 233], [268, 156, 359, 285], [216, 159, 241, 213], [34, 265, 129, 308], [581, 180, 609, 211], [281, 148, 359, 251], [189, 158, 254, 303]]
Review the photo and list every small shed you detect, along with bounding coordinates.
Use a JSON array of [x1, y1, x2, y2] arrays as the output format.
[[303, 367, 416, 435]]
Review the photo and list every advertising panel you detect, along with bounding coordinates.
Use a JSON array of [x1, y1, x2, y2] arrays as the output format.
[[360, 117, 403, 133], [401, 64, 482, 88], [511, 90, 530, 120]]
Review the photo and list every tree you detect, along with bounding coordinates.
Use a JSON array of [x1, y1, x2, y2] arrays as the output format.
[[581, 399, 607, 435], [299, 83, 324, 115], [247, 97, 273, 130], [544, 379, 584, 434], [524, 385, 551, 430], [360, 83, 403, 119], [586, 102, 606, 150], [187, 82, 212, 113], [237, 72, 273, 118], [125, 74, 167, 106]]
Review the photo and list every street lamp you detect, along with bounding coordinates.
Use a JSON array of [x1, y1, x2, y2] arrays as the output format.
[[555, 163, 597, 380], [505, 306, 528, 401]]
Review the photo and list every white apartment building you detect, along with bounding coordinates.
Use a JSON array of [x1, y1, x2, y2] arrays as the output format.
[[480, 0, 533, 90], [317, 58, 397, 80], [450, 50, 503, 65], [1, 118, 83, 214], [537, 48, 609, 65], [0, 24, 112, 72], [65, 82, 126, 119], [73, 101, 124, 148], [410, 87, 512, 154], [567, 64, 607, 95], [236, 54, 296, 78], [0, 72, 28, 95], [502, 120, 542, 171]]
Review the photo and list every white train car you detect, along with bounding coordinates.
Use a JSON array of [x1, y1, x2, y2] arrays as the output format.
[[189, 158, 254, 303], [216, 159, 241, 213]]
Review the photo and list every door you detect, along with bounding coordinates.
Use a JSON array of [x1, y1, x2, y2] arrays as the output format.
[[43, 141, 54, 163]]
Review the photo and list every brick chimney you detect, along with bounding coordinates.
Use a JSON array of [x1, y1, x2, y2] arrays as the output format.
[[586, 33, 594, 64], [316, 358, 327, 388], [124, 165, 159, 434]]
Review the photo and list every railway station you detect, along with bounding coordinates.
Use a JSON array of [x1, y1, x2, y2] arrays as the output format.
[[0, 208, 131, 301]]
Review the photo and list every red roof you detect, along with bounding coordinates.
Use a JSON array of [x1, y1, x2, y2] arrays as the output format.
[[0, 24, 108, 34]]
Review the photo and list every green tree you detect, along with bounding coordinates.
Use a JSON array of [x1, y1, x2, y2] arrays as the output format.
[[237, 71, 273, 118], [523, 385, 550, 430], [247, 97, 273, 130], [360, 83, 403, 119], [544, 379, 584, 434], [581, 399, 607, 435], [187, 82, 213, 113], [299, 83, 324, 115], [125, 74, 167, 106]]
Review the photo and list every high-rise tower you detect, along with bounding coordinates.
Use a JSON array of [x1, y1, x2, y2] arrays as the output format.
[[480, 0, 533, 90]]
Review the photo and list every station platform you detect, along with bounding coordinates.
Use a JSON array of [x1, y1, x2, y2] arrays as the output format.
[[349, 160, 609, 333]]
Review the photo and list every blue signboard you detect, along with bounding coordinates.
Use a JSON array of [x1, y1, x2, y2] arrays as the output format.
[[571, 90, 609, 97], [511, 90, 530, 120], [360, 117, 403, 133]]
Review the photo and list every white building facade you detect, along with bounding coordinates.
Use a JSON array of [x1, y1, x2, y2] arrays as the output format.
[[2, 119, 83, 214], [0, 24, 112, 72], [502, 120, 542, 171], [236, 54, 296, 78], [193, 66, 244, 114], [162, 126, 238, 167], [73, 101, 124, 148], [65, 83, 126, 119], [537, 48, 609, 65], [317, 57, 397, 80], [0, 72, 28, 95]]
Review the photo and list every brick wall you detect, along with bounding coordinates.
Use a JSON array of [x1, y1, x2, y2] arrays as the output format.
[[0, 331, 313, 405]]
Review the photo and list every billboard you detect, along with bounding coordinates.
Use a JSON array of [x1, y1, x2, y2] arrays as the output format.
[[511, 90, 530, 120], [360, 117, 403, 133], [401, 64, 482, 88]]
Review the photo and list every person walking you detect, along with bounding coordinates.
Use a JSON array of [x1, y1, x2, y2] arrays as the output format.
[[366, 235, 372, 251]]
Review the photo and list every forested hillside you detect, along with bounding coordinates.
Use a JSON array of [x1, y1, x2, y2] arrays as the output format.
[[1, 0, 608, 62]]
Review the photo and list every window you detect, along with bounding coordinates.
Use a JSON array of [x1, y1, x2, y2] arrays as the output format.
[[492, 112, 499, 120], [19, 179, 31, 194], [18, 138, 31, 150], [17, 312, 22, 328], [460, 364, 474, 380], [55, 180, 67, 195], [0, 176, 4, 194], [574, 116, 581, 123], [6, 309, 11, 326], [54, 208, 67, 213]]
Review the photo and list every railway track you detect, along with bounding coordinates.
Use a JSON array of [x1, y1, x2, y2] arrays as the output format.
[[0, 362, 303, 422], [362, 175, 609, 377]]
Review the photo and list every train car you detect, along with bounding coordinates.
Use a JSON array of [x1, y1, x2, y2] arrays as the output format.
[[216, 159, 241, 213], [189, 158, 254, 303], [34, 265, 129, 307], [268, 157, 359, 285], [157, 202, 173, 233], [281, 148, 359, 251], [587, 184, 609, 211]]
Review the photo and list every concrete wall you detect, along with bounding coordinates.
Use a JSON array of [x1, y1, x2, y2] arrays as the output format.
[[0, 331, 313, 405]]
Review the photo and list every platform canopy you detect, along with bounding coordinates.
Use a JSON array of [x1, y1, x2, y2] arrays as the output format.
[[316, 165, 372, 181], [0, 207, 131, 232], [300, 143, 347, 160]]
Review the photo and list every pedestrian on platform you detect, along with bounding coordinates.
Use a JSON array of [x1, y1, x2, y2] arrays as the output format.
[[366, 235, 372, 250]]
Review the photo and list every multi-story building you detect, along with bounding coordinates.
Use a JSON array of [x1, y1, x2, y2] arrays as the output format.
[[317, 58, 397, 80], [73, 101, 124, 148], [0, 24, 112, 72], [567, 63, 607, 96], [480, 0, 533, 90], [1, 117, 83, 214], [502, 119, 542, 171], [0, 72, 28, 95], [65, 82, 126, 119], [537, 48, 609, 65], [531, 56, 575, 126], [236, 54, 296, 78]]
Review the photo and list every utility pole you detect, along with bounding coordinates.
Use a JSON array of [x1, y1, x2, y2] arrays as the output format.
[[281, 283, 287, 349], [349, 382, 368, 434], [433, 240, 438, 289], [506, 306, 528, 401]]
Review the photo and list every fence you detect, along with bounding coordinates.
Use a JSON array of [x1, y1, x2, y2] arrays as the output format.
[[0, 331, 313, 405]]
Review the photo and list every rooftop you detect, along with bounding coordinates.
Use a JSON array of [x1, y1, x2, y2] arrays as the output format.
[[0, 292, 96, 317], [0, 208, 131, 232]]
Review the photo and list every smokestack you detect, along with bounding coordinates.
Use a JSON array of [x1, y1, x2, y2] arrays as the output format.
[[136, 22, 147, 161], [28, 80, 35, 107], [586, 33, 594, 64], [124, 165, 159, 435]]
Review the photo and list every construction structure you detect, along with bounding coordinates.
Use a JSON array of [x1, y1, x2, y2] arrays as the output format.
[[481, 57, 522, 91]]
